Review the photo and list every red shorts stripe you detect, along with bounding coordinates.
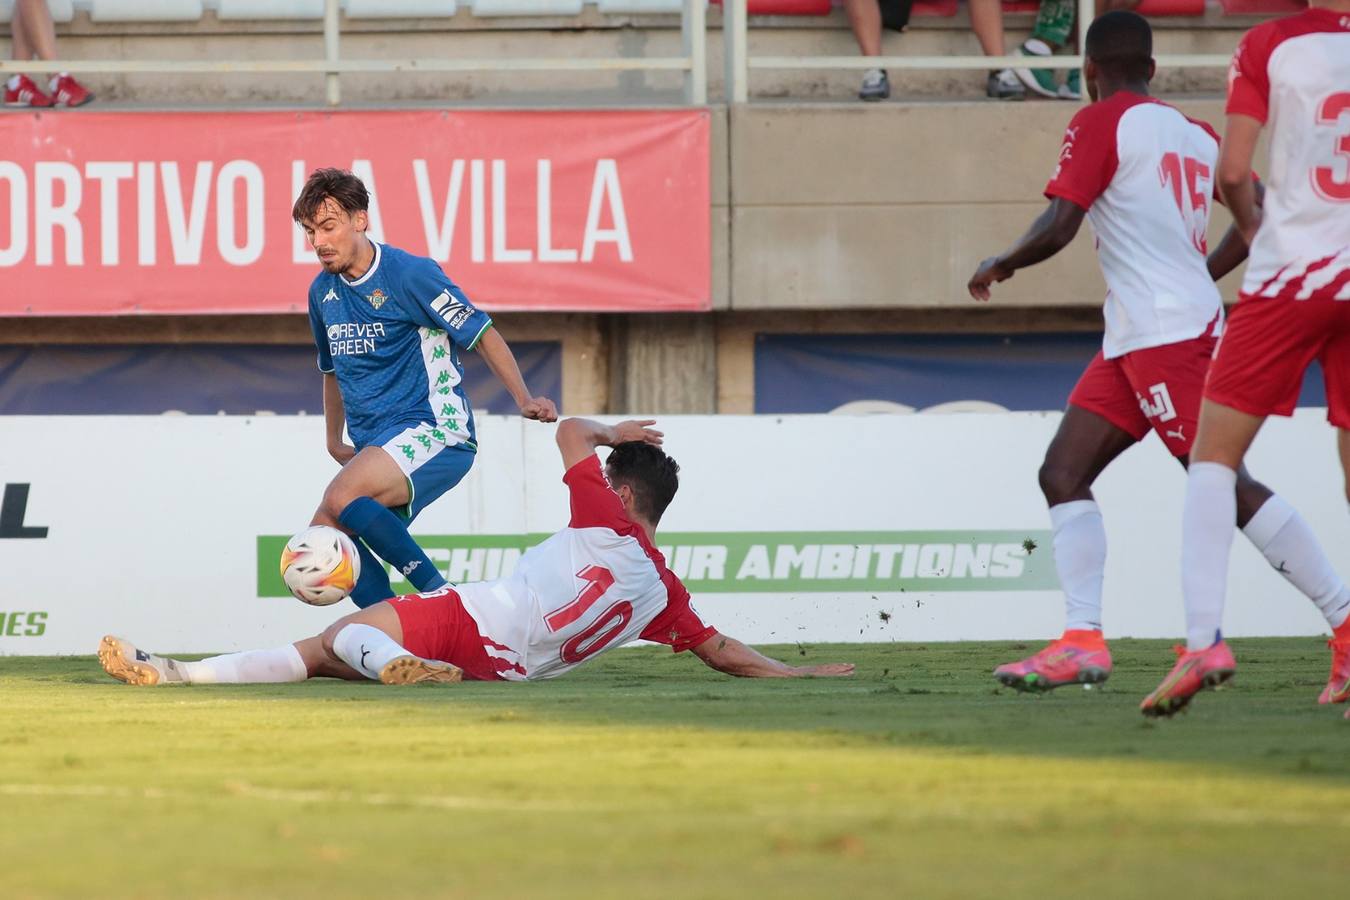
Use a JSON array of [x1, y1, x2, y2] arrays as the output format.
[[1067, 330, 1217, 457], [387, 588, 507, 682], [1205, 293, 1350, 428]]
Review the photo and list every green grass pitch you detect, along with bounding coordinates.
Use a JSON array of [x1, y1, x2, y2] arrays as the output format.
[[2, 638, 1348, 899]]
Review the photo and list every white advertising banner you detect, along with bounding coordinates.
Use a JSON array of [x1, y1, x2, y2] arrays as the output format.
[[1, 412, 1345, 655]]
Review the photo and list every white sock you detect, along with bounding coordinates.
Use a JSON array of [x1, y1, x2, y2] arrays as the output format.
[[180, 645, 307, 685], [1242, 495, 1350, 629], [1022, 38, 1052, 56], [1182, 462, 1238, 650], [1049, 500, 1107, 632], [331, 623, 410, 681], [7, 76, 20, 90]]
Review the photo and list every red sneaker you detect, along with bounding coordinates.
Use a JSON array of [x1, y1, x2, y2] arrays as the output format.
[[4, 75, 53, 108], [48, 74, 93, 107], [1140, 641, 1236, 718], [993, 630, 1112, 692], [1317, 636, 1350, 705]]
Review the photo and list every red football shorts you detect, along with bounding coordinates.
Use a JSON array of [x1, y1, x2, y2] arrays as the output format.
[[1068, 331, 1217, 457], [1205, 293, 1350, 429], [387, 588, 505, 682]]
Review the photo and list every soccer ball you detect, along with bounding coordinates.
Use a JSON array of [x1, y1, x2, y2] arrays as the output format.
[[279, 526, 361, 606]]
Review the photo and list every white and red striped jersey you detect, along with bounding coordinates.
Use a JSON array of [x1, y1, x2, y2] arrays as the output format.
[[1045, 92, 1225, 359], [454, 455, 715, 681], [1227, 8, 1350, 300]]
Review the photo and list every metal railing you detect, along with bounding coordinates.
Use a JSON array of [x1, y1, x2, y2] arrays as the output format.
[[0, 0, 1237, 106], [0, 0, 709, 105], [722, 0, 1230, 102]]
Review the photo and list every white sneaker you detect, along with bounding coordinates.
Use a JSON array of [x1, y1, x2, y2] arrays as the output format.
[[98, 635, 188, 686], [1012, 38, 1062, 99], [859, 68, 890, 102], [379, 655, 463, 685], [986, 69, 1026, 100]]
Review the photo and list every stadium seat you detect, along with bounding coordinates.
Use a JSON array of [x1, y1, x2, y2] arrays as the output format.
[[470, 0, 584, 15], [346, 0, 457, 15], [1136, 0, 1206, 15], [596, 0, 693, 12], [0, 0, 75, 23], [1220, 0, 1304, 12], [1001, 0, 1203, 14], [89, 1, 204, 21], [708, 0, 830, 15], [911, 0, 958, 16], [216, 0, 324, 18]]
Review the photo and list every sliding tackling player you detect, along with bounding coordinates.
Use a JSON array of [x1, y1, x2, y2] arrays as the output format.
[[98, 419, 855, 686]]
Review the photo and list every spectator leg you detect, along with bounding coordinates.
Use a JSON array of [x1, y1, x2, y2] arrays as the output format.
[[843, 0, 883, 57], [970, 0, 1007, 57], [14, 0, 58, 62]]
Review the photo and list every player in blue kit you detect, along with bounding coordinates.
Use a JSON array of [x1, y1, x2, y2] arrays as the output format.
[[293, 168, 557, 607]]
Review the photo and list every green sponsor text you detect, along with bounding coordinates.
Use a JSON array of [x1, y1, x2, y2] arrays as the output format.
[[259, 530, 1055, 597], [0, 611, 48, 637]]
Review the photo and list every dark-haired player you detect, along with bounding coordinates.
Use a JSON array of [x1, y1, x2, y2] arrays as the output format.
[[293, 167, 557, 609], [98, 419, 856, 685], [1143, 0, 1350, 716], [968, 11, 1350, 694]]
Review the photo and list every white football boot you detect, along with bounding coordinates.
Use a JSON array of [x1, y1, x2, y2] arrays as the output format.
[[379, 655, 463, 685], [98, 635, 189, 686]]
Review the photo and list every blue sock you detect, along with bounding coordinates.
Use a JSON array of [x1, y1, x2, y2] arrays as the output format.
[[349, 537, 394, 609], [338, 497, 447, 593]]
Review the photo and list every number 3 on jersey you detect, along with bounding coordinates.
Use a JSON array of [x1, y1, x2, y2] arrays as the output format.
[[1313, 92, 1350, 203], [1158, 151, 1212, 254], [544, 565, 634, 664]]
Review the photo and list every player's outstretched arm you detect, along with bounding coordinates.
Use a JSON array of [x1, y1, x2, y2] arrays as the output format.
[[967, 198, 1086, 301], [690, 632, 855, 679], [555, 417, 664, 469], [323, 373, 355, 465], [475, 327, 558, 423], [1208, 178, 1265, 282]]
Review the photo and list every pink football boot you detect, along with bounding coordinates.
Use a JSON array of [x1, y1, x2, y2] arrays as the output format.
[[1140, 641, 1236, 717], [994, 630, 1112, 692]]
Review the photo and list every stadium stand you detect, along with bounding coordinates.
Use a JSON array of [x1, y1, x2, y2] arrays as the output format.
[[0, 0, 74, 23], [215, 0, 326, 18], [597, 0, 691, 13], [470, 0, 587, 15], [1219, 0, 1303, 11], [346, 0, 459, 16], [88, 2, 204, 22]]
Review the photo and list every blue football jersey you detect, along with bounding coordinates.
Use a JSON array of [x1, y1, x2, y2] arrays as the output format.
[[307, 242, 493, 451]]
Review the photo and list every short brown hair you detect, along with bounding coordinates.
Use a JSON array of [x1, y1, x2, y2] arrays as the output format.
[[605, 442, 680, 525], [292, 168, 369, 224]]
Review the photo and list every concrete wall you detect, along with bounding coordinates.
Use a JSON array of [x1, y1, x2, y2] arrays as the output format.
[[726, 100, 1259, 312]]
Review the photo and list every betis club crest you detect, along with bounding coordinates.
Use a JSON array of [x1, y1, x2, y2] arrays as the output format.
[[366, 289, 389, 310]]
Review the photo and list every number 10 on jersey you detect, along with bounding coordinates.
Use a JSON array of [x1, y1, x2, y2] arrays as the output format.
[[545, 565, 635, 664]]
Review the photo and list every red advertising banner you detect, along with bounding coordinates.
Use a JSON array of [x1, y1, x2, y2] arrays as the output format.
[[0, 109, 710, 315]]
